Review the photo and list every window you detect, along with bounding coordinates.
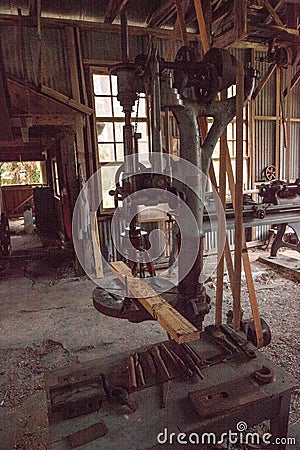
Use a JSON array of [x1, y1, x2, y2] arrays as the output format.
[[51, 159, 60, 197], [93, 73, 149, 210]]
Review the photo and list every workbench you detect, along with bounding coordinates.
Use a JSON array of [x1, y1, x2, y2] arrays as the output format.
[[46, 331, 297, 450]]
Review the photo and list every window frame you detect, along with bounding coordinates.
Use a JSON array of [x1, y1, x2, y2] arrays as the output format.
[[91, 68, 150, 212]]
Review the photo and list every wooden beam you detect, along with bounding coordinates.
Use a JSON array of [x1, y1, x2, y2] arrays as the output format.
[[11, 114, 76, 127], [41, 86, 93, 114], [234, 0, 248, 41], [110, 261, 200, 343], [215, 92, 227, 326], [0, 56, 12, 141], [175, 0, 189, 46], [232, 60, 244, 331], [275, 67, 280, 178], [104, 0, 129, 24], [65, 26, 81, 103], [193, 0, 210, 53], [285, 62, 292, 183], [263, 0, 285, 27], [283, 67, 300, 97], [224, 141, 264, 347], [147, 0, 177, 28], [252, 63, 276, 100], [0, 138, 41, 147]]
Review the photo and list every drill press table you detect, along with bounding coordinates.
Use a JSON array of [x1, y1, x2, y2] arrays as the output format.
[[46, 332, 297, 450]]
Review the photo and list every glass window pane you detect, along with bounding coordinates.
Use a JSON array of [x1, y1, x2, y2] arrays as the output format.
[[111, 75, 118, 96], [95, 97, 112, 117], [116, 143, 124, 162], [93, 74, 111, 95], [97, 122, 114, 142], [98, 143, 115, 162], [112, 97, 124, 117], [114, 122, 125, 141], [134, 122, 148, 141], [101, 165, 121, 209], [132, 97, 147, 117]]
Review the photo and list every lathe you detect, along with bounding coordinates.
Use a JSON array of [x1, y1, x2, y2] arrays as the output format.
[[49, 12, 298, 450]]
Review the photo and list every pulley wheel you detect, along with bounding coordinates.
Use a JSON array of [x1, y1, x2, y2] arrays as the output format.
[[262, 165, 276, 181], [245, 317, 271, 348]]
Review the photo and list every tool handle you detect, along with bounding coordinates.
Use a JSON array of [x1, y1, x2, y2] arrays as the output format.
[[133, 353, 146, 388], [127, 356, 137, 391], [144, 351, 157, 375], [167, 346, 193, 377], [149, 346, 171, 380]]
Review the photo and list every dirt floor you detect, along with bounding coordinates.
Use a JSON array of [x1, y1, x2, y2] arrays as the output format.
[[0, 234, 299, 449]]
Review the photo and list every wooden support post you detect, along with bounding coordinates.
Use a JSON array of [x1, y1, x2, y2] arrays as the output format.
[[285, 63, 292, 183], [233, 60, 244, 330], [275, 67, 281, 178], [110, 261, 200, 343], [225, 142, 263, 347], [215, 95, 228, 326], [75, 27, 95, 177], [234, 0, 247, 42]]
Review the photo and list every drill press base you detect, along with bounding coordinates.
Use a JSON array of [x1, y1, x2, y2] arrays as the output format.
[[46, 331, 297, 450]]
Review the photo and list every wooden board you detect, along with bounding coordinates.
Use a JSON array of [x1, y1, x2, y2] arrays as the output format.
[[110, 261, 200, 343], [189, 375, 269, 419]]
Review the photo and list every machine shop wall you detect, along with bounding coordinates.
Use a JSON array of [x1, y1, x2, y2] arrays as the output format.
[[0, 25, 71, 95]]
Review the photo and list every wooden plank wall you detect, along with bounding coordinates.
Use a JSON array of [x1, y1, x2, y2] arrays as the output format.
[[2, 184, 37, 218]]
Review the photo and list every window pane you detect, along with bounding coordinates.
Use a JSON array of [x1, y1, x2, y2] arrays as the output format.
[[95, 97, 112, 117], [114, 122, 125, 141], [134, 122, 148, 141], [111, 75, 118, 96], [97, 122, 114, 142], [116, 143, 124, 162], [132, 97, 147, 118], [112, 97, 124, 117], [98, 143, 115, 162], [93, 74, 111, 95], [101, 165, 121, 209]]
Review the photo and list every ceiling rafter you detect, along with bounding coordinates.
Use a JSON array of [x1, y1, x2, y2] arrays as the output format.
[[104, 0, 130, 24], [146, 0, 177, 28]]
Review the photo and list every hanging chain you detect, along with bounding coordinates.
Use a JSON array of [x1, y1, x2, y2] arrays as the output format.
[[134, 93, 140, 133]]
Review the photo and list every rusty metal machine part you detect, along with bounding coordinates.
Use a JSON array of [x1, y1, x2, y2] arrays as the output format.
[[253, 365, 275, 384], [94, 11, 258, 332]]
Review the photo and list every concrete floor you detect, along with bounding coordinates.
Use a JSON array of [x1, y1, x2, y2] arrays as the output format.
[[0, 231, 299, 449]]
